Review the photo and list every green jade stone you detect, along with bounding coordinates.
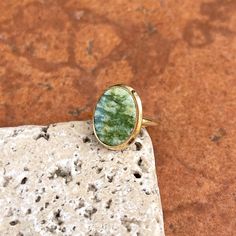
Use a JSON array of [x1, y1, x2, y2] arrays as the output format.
[[94, 86, 137, 146]]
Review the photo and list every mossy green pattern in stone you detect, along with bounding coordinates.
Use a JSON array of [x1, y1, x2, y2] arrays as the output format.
[[94, 86, 136, 146]]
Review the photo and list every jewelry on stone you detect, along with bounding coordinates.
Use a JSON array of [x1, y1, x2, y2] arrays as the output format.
[[93, 84, 157, 150]]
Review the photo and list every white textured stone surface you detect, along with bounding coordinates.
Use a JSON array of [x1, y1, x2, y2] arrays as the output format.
[[0, 121, 164, 236]]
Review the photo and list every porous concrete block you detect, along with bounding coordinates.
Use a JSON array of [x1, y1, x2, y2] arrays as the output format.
[[0, 121, 164, 236]]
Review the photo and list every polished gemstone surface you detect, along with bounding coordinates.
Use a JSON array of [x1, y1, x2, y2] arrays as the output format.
[[94, 86, 136, 146]]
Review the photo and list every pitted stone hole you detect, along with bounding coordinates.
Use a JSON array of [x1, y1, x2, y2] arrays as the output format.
[[96, 167, 103, 174], [46, 225, 57, 233], [143, 189, 151, 195], [93, 194, 101, 203], [83, 136, 91, 143], [49, 166, 72, 184], [9, 220, 20, 226], [53, 209, 63, 225], [35, 196, 41, 202], [87, 183, 97, 192], [137, 156, 148, 173], [77, 198, 85, 209], [84, 207, 97, 220], [60, 227, 66, 233], [107, 175, 114, 183], [74, 159, 82, 171], [41, 220, 46, 224], [21, 177, 28, 185], [42, 126, 49, 133], [121, 216, 139, 233], [133, 171, 142, 179], [135, 142, 142, 151], [105, 199, 112, 209], [26, 209, 31, 214], [111, 190, 117, 194], [137, 157, 142, 166], [35, 126, 50, 141]]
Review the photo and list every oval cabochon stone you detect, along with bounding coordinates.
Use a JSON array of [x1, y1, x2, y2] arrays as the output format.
[[94, 86, 137, 147]]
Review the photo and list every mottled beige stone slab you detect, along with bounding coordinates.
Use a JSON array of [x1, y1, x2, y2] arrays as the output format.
[[0, 121, 164, 236]]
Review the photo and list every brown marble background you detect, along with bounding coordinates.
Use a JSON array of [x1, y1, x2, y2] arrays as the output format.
[[0, 0, 236, 235]]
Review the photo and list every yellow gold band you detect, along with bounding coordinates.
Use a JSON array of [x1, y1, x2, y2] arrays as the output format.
[[142, 118, 158, 127]]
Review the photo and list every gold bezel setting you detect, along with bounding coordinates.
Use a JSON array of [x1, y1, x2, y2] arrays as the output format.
[[92, 84, 143, 151]]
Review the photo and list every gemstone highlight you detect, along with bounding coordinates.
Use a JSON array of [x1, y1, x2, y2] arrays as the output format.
[[94, 86, 137, 146]]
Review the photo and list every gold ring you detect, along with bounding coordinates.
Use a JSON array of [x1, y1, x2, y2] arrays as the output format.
[[92, 84, 157, 150]]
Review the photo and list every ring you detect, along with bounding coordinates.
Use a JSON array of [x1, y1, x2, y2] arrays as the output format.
[[93, 84, 157, 150]]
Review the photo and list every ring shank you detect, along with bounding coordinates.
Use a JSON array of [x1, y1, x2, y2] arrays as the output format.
[[142, 118, 158, 127]]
